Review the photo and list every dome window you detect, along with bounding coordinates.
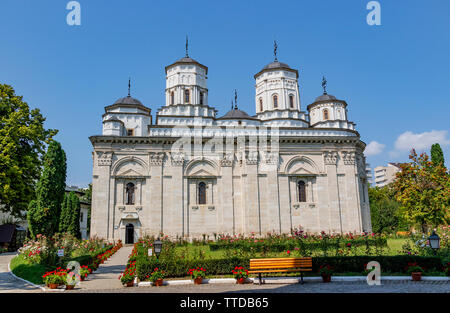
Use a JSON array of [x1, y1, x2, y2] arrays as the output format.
[[200, 92, 204, 105], [273, 94, 278, 108], [323, 109, 329, 120], [170, 91, 174, 105], [289, 95, 294, 108], [259, 98, 263, 112], [184, 89, 190, 104]]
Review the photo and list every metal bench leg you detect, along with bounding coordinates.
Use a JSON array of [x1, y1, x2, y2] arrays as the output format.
[[300, 272, 304, 285], [258, 273, 263, 285]]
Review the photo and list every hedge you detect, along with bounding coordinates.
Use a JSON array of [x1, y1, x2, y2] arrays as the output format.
[[209, 237, 387, 252], [134, 255, 443, 279]]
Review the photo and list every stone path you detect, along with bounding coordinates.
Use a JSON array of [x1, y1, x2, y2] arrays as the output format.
[[0, 253, 41, 293], [71, 245, 133, 291], [72, 280, 450, 293]]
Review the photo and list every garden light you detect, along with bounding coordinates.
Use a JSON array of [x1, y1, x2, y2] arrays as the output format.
[[428, 231, 440, 252], [154, 238, 163, 259]]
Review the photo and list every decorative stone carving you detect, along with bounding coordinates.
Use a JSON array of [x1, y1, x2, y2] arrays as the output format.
[[263, 151, 279, 165], [149, 152, 165, 166], [342, 151, 356, 165], [220, 153, 234, 167], [246, 151, 259, 165], [97, 152, 113, 166], [170, 152, 185, 166], [323, 151, 338, 165]]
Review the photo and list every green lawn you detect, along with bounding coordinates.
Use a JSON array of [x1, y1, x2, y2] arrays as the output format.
[[9, 255, 52, 285], [173, 238, 409, 260]]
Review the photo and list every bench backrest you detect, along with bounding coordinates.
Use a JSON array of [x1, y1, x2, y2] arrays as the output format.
[[249, 257, 312, 270]]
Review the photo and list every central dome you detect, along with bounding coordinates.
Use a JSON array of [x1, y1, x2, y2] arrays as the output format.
[[219, 108, 255, 120], [314, 93, 337, 102], [113, 95, 144, 106], [263, 61, 292, 70]]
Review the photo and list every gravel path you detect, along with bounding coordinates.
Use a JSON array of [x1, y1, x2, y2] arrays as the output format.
[[0, 253, 41, 293]]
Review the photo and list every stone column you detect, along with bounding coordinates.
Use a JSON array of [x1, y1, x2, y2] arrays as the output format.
[[149, 152, 165, 236], [323, 151, 342, 233], [243, 151, 261, 235], [342, 151, 361, 233], [169, 152, 184, 237], [219, 153, 234, 234]]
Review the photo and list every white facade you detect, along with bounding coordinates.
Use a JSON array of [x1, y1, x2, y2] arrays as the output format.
[[90, 54, 372, 242], [374, 163, 402, 187]]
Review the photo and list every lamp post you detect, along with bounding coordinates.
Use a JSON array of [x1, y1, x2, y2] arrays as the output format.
[[428, 230, 440, 255], [154, 237, 163, 260]]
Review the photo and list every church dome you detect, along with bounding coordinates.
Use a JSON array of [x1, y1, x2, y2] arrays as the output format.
[[219, 108, 255, 120], [113, 95, 144, 106], [314, 93, 337, 102], [263, 61, 292, 70]]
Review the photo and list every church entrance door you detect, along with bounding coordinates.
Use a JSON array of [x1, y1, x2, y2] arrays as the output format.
[[125, 223, 134, 244]]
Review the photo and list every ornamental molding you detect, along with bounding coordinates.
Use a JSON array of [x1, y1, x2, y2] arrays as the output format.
[[97, 151, 113, 166], [341, 151, 356, 165], [262, 151, 279, 165], [246, 151, 259, 165], [323, 151, 338, 165], [220, 153, 234, 167], [170, 152, 185, 166], [149, 152, 165, 166]]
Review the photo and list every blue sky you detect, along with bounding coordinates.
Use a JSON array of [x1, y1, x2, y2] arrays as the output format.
[[0, 0, 449, 187]]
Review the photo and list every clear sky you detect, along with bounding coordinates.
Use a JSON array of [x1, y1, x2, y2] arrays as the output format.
[[1, 0, 449, 187]]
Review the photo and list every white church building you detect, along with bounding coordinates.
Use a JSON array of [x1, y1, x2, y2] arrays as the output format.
[[90, 46, 371, 243]]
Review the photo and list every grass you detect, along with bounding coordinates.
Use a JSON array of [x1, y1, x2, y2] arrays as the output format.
[[172, 238, 410, 260], [9, 255, 52, 285]]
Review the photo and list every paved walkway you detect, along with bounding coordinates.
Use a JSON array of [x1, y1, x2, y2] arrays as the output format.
[[0, 253, 41, 293], [71, 245, 133, 291], [73, 280, 450, 293]]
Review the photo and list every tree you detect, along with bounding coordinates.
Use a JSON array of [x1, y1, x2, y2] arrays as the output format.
[[81, 183, 92, 236], [67, 192, 81, 238], [368, 185, 402, 233], [58, 193, 70, 233], [0, 84, 57, 218], [431, 143, 445, 168], [27, 140, 67, 237], [393, 149, 450, 233]]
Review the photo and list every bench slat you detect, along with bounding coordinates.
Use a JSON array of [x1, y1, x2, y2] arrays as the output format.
[[248, 269, 313, 273]]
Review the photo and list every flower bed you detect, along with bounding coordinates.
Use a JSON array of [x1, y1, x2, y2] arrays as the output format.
[[12, 235, 122, 285]]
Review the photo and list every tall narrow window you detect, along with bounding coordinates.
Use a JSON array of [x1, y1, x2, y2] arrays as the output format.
[[170, 91, 174, 105], [259, 98, 263, 112], [298, 181, 306, 202], [198, 182, 206, 205], [200, 92, 204, 105], [273, 95, 278, 108], [126, 183, 135, 205], [184, 89, 190, 103], [289, 95, 294, 108], [127, 129, 134, 136], [323, 109, 329, 120]]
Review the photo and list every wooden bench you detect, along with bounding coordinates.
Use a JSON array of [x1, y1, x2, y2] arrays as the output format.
[[249, 257, 312, 284]]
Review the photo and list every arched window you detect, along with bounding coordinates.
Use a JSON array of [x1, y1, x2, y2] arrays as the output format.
[[184, 89, 190, 103], [170, 91, 174, 105], [289, 95, 294, 108], [273, 94, 278, 108], [126, 183, 135, 205], [298, 181, 306, 202], [198, 182, 206, 205], [259, 98, 263, 112], [323, 109, 329, 120], [200, 92, 204, 105]]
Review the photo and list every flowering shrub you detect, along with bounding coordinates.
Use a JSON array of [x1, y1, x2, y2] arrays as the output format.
[[149, 268, 165, 282], [79, 265, 91, 278], [405, 262, 424, 274], [188, 267, 206, 279], [42, 268, 67, 285], [232, 266, 249, 279], [318, 265, 333, 276]]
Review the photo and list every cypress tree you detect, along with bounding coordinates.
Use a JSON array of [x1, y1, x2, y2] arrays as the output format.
[[431, 143, 445, 167], [59, 193, 69, 233], [67, 192, 81, 238], [27, 140, 67, 237]]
